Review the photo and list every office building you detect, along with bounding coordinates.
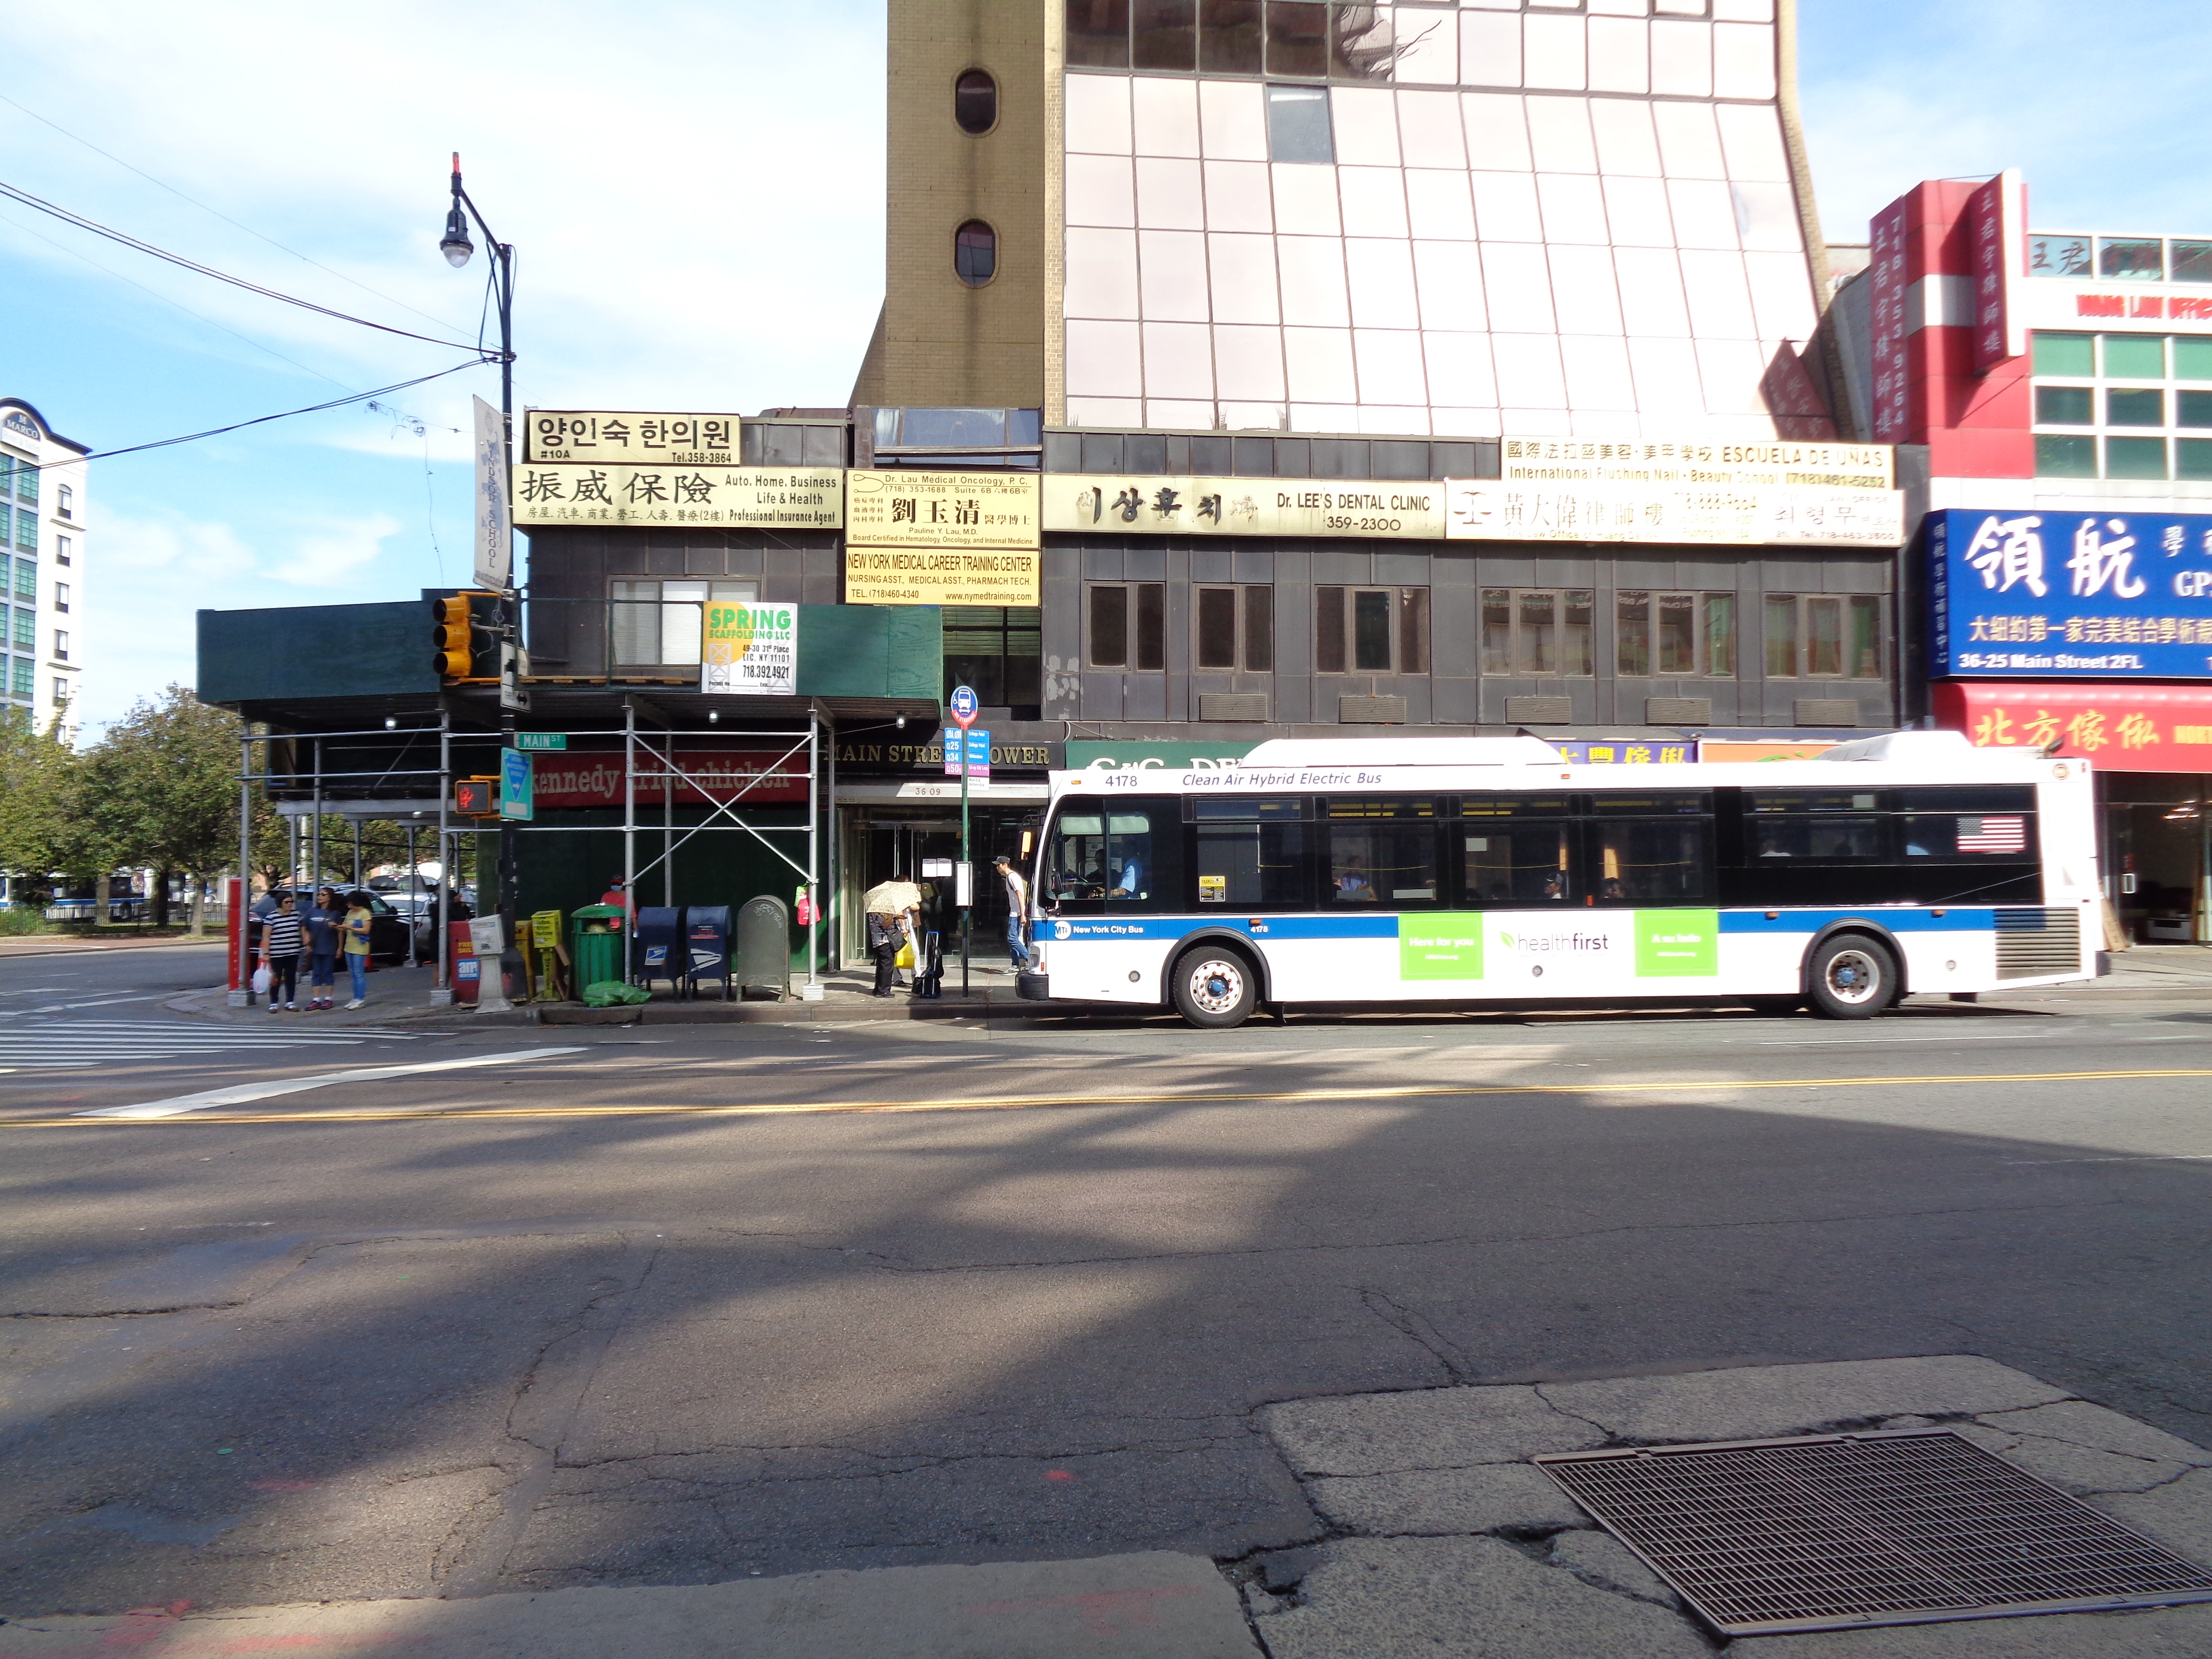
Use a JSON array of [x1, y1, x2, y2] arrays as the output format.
[[0, 400, 88, 738]]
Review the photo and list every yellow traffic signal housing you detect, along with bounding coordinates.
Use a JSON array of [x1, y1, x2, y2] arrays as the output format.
[[429, 591, 501, 682], [453, 777, 499, 817], [432, 596, 472, 678]]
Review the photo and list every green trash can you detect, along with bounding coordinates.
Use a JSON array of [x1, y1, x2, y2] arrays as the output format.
[[572, 904, 628, 994]]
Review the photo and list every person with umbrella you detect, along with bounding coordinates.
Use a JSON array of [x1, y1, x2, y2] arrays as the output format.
[[861, 878, 921, 997]]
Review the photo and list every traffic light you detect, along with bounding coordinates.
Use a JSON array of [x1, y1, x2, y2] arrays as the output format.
[[453, 777, 498, 817], [429, 591, 501, 681]]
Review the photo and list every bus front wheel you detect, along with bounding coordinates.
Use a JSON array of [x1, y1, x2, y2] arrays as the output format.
[[1172, 946, 1258, 1029], [1806, 933, 1895, 1020]]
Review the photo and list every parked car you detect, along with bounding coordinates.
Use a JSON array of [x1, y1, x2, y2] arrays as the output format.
[[248, 890, 413, 966]]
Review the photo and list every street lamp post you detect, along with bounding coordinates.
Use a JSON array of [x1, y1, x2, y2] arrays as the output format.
[[438, 153, 523, 1003]]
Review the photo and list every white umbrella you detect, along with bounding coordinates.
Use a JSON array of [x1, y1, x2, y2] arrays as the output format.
[[862, 879, 922, 915]]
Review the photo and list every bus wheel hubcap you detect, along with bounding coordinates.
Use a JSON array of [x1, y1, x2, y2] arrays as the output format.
[[1826, 950, 1880, 1004], [1189, 960, 1243, 1013]]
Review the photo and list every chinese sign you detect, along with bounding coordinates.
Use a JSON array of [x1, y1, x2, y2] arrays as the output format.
[[1966, 170, 2025, 373], [523, 410, 741, 465], [1555, 741, 1694, 765], [1041, 475, 1444, 540], [843, 547, 1040, 606], [845, 470, 1039, 549], [702, 602, 796, 696], [1498, 438, 1893, 492], [472, 396, 512, 592], [510, 466, 842, 529], [1934, 681, 2212, 775], [1928, 509, 2212, 679], [1444, 480, 1903, 547], [530, 748, 810, 807], [1869, 199, 1911, 442]]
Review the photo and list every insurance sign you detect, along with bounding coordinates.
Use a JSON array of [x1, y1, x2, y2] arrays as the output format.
[[1928, 508, 2212, 678]]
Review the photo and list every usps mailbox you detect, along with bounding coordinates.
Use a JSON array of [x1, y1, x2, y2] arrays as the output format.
[[686, 905, 734, 1001], [634, 906, 683, 995]]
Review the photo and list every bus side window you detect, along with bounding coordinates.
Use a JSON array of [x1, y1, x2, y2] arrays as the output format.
[[1583, 793, 1714, 905], [1459, 795, 1575, 905], [1191, 796, 1310, 911]]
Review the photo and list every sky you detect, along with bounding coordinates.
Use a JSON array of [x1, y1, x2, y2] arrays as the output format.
[[6, 0, 2210, 740]]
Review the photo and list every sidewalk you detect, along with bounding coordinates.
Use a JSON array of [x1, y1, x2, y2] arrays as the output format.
[[0, 933, 225, 958]]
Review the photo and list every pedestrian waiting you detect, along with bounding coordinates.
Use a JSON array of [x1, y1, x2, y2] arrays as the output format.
[[340, 890, 374, 1009], [260, 893, 304, 1013], [303, 885, 343, 1010]]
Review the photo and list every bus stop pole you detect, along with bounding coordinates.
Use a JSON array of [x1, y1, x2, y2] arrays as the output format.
[[232, 731, 252, 1006], [806, 705, 820, 995], [959, 735, 970, 998], [433, 712, 452, 1004]]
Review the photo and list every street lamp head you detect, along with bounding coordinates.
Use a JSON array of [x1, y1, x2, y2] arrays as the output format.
[[440, 201, 473, 267]]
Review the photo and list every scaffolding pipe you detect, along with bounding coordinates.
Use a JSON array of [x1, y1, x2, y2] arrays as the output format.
[[434, 712, 452, 1003], [623, 700, 636, 979], [310, 737, 321, 890], [806, 704, 819, 992], [231, 731, 252, 1007]]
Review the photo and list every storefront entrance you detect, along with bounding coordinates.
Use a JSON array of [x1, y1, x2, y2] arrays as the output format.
[[835, 803, 1045, 966], [2103, 775, 2210, 943]]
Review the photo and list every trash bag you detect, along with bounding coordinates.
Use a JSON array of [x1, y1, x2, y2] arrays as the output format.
[[582, 979, 651, 1007]]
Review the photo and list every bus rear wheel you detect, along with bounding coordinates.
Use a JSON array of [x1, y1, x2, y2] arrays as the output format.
[[1806, 933, 1895, 1020], [1172, 946, 1258, 1029]]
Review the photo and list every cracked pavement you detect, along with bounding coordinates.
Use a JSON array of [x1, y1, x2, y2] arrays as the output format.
[[3, 942, 2212, 1649]]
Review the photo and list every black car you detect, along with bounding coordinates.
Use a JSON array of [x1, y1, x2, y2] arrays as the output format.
[[248, 890, 414, 966]]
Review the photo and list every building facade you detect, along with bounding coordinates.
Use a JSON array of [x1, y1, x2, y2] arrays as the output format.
[[0, 400, 88, 738], [1863, 176, 2212, 941]]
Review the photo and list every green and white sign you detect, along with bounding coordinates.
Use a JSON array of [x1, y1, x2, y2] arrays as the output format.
[[1399, 913, 1485, 980], [498, 747, 535, 823], [1066, 740, 1255, 772], [1634, 910, 1719, 976], [702, 602, 797, 695], [514, 732, 567, 752]]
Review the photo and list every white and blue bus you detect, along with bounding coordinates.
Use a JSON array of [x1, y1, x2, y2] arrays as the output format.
[[1015, 732, 2101, 1027]]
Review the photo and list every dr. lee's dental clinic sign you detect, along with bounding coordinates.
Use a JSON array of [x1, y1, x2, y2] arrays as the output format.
[[1929, 508, 2212, 678]]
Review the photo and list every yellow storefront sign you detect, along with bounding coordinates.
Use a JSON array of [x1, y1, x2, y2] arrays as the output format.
[[522, 410, 743, 465], [510, 466, 842, 529], [845, 471, 1039, 549], [844, 547, 1041, 606]]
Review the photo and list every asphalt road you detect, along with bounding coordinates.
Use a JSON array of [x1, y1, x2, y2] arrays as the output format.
[[3, 950, 2209, 1618]]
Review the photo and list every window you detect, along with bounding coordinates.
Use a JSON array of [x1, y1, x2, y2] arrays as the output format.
[[1194, 585, 1273, 671], [1483, 589, 1593, 676], [9, 657, 27, 696], [12, 510, 33, 552], [1316, 586, 1427, 675], [10, 561, 30, 601], [943, 605, 1041, 713], [1192, 799, 1308, 909], [1762, 596, 1881, 679], [52, 629, 67, 661], [611, 578, 757, 666], [1043, 796, 1179, 911], [954, 221, 997, 286], [1199, 0, 1263, 73], [54, 484, 72, 520], [1133, 0, 1197, 68], [1587, 793, 1713, 906], [1087, 582, 1164, 669], [2032, 331, 2212, 480], [1617, 592, 1735, 677], [2107, 388, 2164, 425], [1066, 0, 1132, 67], [52, 677, 66, 703], [10, 607, 30, 649], [953, 69, 998, 133], [1461, 794, 1574, 905], [2099, 238, 2164, 281], [52, 583, 67, 613], [1745, 790, 1887, 862], [13, 460, 34, 507], [53, 535, 69, 566], [1265, 84, 1332, 162], [1322, 796, 1439, 908], [2036, 386, 2092, 424]]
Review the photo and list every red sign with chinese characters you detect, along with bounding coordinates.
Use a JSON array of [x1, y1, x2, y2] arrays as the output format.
[[1934, 681, 2212, 773], [1965, 169, 2024, 373]]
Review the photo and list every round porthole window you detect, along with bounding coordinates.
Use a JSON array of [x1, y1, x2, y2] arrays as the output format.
[[954, 69, 997, 134], [954, 220, 997, 286]]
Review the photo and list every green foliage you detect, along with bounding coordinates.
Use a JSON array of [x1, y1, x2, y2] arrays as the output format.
[[0, 905, 49, 936], [0, 709, 103, 904]]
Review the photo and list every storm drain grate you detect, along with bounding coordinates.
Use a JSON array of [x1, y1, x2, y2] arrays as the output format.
[[1535, 1429, 2212, 1636]]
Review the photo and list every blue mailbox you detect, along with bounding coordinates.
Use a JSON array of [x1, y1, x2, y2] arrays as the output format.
[[684, 905, 732, 1001], [634, 905, 684, 994]]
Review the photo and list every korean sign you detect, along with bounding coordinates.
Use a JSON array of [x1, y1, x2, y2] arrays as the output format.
[[702, 602, 796, 696], [510, 466, 842, 530], [523, 410, 741, 465], [843, 547, 1041, 607], [1927, 509, 2212, 679], [1445, 480, 1903, 547], [1042, 476, 1444, 540], [1498, 438, 1894, 492], [845, 471, 1039, 549], [1934, 681, 2212, 775]]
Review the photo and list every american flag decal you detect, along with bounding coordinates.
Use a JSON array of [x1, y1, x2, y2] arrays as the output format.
[[1957, 815, 2027, 853]]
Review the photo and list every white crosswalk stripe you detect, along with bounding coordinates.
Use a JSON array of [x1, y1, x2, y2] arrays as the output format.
[[0, 1018, 425, 1070]]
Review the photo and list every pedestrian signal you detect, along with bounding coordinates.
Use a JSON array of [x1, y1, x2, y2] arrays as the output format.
[[453, 777, 499, 817]]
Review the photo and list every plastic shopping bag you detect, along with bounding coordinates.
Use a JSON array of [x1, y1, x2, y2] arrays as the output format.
[[793, 885, 815, 927], [893, 938, 915, 970], [251, 963, 272, 996], [582, 980, 651, 1007]]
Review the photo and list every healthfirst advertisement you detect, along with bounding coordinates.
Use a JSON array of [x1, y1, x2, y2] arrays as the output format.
[[1929, 507, 2212, 678], [1397, 911, 1719, 984]]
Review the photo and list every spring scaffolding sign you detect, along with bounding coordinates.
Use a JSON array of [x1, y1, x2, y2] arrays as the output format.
[[702, 603, 797, 695]]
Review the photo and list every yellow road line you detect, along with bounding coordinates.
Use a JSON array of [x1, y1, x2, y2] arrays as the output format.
[[4, 1067, 2209, 1129]]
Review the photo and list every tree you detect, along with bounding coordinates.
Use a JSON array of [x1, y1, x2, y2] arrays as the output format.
[[85, 687, 245, 927], [0, 709, 107, 907]]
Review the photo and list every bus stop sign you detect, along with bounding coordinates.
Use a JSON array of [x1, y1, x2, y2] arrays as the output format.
[[948, 684, 978, 729]]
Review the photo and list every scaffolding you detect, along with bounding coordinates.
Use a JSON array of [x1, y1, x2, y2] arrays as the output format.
[[230, 706, 828, 1006]]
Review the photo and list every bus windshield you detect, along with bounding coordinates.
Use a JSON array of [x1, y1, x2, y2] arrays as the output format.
[[1044, 806, 1161, 903]]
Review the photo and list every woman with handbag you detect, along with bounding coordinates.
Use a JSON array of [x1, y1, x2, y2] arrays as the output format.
[[260, 893, 304, 1013]]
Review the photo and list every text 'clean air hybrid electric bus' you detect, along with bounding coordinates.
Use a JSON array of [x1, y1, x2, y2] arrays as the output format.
[[1014, 733, 2101, 1028]]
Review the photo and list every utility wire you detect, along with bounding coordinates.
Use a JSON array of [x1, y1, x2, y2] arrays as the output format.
[[19, 361, 489, 470], [0, 175, 497, 352], [0, 91, 474, 342]]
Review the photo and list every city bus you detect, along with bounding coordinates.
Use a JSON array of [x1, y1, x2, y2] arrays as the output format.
[[1015, 732, 2101, 1027]]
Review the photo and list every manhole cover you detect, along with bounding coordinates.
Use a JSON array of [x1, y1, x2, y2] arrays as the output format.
[[1536, 1429, 2212, 1636]]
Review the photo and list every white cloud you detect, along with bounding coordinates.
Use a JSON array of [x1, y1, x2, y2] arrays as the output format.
[[267, 514, 403, 587], [98, 512, 257, 580]]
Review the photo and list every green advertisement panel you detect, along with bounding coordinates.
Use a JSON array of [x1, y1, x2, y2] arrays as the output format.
[[1400, 913, 1485, 980], [1635, 910, 1719, 976]]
